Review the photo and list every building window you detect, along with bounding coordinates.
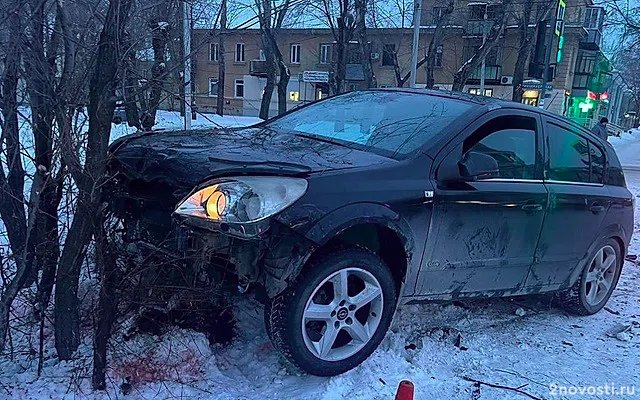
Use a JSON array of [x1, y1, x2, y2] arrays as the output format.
[[469, 4, 486, 20], [584, 7, 602, 30], [289, 91, 300, 101], [209, 78, 219, 96], [320, 43, 332, 64], [209, 43, 219, 62], [290, 44, 301, 64], [382, 44, 395, 66], [432, 7, 447, 24], [235, 43, 245, 63], [434, 45, 443, 67], [234, 79, 244, 97], [348, 83, 359, 92]]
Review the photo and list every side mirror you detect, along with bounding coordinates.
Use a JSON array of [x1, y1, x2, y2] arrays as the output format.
[[459, 151, 499, 181]]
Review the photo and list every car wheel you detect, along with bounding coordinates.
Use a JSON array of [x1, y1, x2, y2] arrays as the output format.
[[558, 238, 623, 315], [265, 247, 397, 376]]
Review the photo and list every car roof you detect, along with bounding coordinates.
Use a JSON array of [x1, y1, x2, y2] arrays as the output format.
[[372, 87, 601, 142]]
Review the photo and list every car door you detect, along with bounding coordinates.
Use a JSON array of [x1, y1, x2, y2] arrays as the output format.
[[415, 110, 548, 296], [526, 119, 610, 289]]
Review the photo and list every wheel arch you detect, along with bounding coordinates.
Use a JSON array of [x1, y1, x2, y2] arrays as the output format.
[[264, 203, 416, 298], [565, 223, 628, 288]]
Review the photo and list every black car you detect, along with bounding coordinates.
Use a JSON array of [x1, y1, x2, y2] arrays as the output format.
[[107, 89, 634, 376]]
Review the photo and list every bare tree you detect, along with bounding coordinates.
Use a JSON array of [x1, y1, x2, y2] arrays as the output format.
[[0, 1, 29, 354], [217, 0, 227, 115], [390, 0, 453, 88], [256, 0, 291, 119], [511, 0, 554, 102], [354, 0, 375, 88], [55, 0, 134, 361], [452, 4, 510, 92], [317, 0, 356, 94]]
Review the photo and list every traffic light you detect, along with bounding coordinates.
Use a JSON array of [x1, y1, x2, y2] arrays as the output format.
[[555, 0, 566, 63], [556, 35, 564, 63]]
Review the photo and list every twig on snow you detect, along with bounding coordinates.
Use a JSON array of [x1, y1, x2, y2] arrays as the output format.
[[463, 376, 543, 400]]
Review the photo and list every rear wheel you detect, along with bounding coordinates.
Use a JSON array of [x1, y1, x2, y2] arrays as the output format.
[[264, 247, 397, 376], [558, 238, 622, 315]]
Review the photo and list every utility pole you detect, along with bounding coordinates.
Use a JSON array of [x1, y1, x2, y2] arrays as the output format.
[[410, 0, 422, 88], [183, 0, 192, 130], [539, 2, 559, 109], [479, 6, 488, 96]]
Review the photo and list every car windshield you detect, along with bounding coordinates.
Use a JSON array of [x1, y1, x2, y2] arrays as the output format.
[[264, 91, 472, 157]]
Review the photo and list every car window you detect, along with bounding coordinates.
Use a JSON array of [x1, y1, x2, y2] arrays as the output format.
[[546, 123, 590, 183], [463, 116, 537, 180], [264, 91, 473, 158], [590, 142, 604, 184]]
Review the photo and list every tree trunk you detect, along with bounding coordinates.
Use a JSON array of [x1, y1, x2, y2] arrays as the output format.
[[355, 0, 374, 88], [276, 60, 290, 115], [216, 0, 226, 116], [143, 18, 170, 130], [55, 0, 133, 361], [0, 5, 30, 354], [259, 29, 277, 120], [425, 1, 454, 89], [452, 23, 506, 92], [92, 217, 119, 390]]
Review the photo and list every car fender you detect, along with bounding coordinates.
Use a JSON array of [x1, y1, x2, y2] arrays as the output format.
[[305, 202, 415, 251], [565, 222, 630, 288]]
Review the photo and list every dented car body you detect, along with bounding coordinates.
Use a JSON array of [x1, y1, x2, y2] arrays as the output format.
[[107, 89, 633, 376]]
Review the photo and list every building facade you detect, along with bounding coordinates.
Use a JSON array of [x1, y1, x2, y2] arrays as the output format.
[[191, 0, 633, 127]]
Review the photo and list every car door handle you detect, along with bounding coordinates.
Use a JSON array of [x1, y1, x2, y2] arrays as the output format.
[[590, 204, 605, 214], [522, 203, 543, 212]]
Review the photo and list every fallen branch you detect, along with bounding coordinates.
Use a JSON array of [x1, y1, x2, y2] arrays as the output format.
[[463, 376, 543, 400]]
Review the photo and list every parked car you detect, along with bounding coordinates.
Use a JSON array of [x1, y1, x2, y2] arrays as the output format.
[[107, 89, 634, 376]]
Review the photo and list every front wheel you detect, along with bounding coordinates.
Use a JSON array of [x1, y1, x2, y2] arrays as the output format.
[[558, 238, 623, 315], [265, 247, 397, 376]]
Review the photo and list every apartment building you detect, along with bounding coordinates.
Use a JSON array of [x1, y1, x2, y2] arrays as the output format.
[[191, 0, 631, 126], [191, 28, 430, 117]]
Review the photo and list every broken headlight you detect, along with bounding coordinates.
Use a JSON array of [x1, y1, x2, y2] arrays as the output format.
[[174, 177, 308, 236]]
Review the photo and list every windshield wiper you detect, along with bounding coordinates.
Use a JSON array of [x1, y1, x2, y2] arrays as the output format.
[[293, 132, 355, 150]]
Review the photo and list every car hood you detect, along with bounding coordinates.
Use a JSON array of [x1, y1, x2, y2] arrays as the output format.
[[108, 126, 392, 190]]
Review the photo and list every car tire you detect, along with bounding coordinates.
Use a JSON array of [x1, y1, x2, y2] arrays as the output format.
[[558, 238, 623, 316], [264, 247, 397, 376]]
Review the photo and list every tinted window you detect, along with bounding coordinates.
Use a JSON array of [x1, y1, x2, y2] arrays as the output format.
[[546, 123, 590, 183], [468, 129, 536, 179], [265, 91, 472, 157], [463, 116, 537, 180], [590, 142, 604, 184]]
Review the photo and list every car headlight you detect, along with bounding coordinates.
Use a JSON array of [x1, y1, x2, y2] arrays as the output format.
[[174, 177, 308, 227]]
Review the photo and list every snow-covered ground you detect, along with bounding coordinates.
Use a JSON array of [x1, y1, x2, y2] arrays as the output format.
[[1, 120, 639, 400]]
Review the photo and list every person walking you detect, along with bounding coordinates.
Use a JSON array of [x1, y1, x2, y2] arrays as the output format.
[[591, 117, 609, 141]]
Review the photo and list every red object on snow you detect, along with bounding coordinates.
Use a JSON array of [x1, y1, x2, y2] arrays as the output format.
[[394, 380, 414, 400]]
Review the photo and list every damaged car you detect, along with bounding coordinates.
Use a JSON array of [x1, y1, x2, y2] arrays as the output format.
[[107, 89, 634, 376]]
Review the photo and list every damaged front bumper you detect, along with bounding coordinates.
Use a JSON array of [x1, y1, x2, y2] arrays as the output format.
[[107, 181, 318, 298]]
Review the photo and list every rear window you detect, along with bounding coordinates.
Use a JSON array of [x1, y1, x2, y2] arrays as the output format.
[[264, 91, 472, 157], [546, 122, 606, 184]]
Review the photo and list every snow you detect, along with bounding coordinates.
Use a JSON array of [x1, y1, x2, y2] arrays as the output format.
[[1, 118, 639, 399], [110, 110, 262, 141]]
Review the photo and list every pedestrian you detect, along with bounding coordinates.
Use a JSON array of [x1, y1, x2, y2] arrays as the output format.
[[591, 117, 609, 141]]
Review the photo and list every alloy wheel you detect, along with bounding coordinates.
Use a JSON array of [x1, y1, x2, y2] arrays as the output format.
[[301, 267, 384, 362], [583, 245, 618, 306]]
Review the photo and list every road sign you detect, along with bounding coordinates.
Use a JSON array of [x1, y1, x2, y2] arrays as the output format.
[[303, 71, 329, 83], [522, 82, 553, 90]]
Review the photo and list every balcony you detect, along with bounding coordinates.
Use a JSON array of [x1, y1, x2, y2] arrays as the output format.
[[580, 29, 602, 51], [467, 65, 502, 82], [465, 20, 493, 37], [249, 59, 267, 76]]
